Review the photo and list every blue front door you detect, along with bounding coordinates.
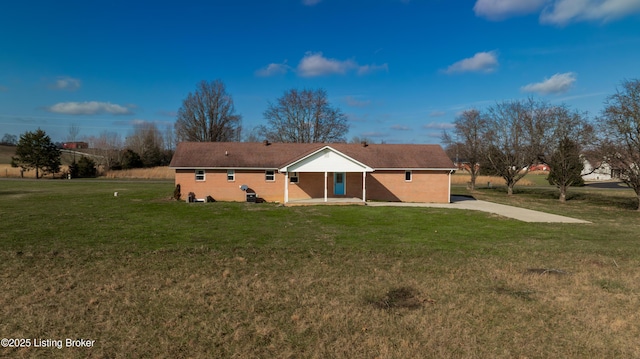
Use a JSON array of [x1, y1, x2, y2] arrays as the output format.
[[334, 172, 345, 195]]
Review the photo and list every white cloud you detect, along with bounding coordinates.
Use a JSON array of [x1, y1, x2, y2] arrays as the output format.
[[391, 124, 412, 131], [296, 52, 388, 77], [257, 53, 388, 78], [422, 122, 455, 130], [47, 101, 133, 115], [429, 111, 446, 117], [474, 0, 640, 24], [357, 63, 389, 75], [52, 76, 81, 91], [444, 51, 498, 74], [521, 72, 577, 94], [540, 0, 640, 25], [474, 0, 546, 20], [345, 96, 371, 107], [302, 0, 322, 5], [255, 62, 291, 77], [297, 52, 356, 77]]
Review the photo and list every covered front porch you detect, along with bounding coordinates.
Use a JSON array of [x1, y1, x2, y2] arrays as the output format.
[[279, 146, 373, 204]]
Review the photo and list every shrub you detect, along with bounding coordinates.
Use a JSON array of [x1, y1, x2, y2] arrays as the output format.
[[121, 149, 143, 169], [173, 184, 181, 201], [68, 156, 97, 178]]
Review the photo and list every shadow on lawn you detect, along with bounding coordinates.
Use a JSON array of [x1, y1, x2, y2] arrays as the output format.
[[366, 286, 436, 311]]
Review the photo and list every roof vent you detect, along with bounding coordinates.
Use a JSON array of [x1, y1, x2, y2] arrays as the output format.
[[263, 140, 271, 146]]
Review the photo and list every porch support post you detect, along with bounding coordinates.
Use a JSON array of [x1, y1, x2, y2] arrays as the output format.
[[324, 171, 328, 202], [362, 171, 366, 202], [448, 170, 453, 203], [284, 171, 289, 203]]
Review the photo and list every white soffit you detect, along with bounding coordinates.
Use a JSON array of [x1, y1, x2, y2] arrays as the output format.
[[280, 146, 373, 173]]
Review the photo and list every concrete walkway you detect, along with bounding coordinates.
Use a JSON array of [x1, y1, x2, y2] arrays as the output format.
[[366, 196, 591, 223]]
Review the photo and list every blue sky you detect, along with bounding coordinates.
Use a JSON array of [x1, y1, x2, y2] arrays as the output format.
[[1, 0, 640, 145]]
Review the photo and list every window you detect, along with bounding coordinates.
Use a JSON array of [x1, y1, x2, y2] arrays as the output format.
[[195, 169, 205, 181], [405, 171, 412, 182], [227, 169, 235, 182], [290, 172, 299, 183], [265, 170, 275, 182]]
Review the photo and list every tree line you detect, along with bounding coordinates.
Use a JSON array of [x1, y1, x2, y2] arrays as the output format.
[[443, 79, 640, 210], [9, 78, 640, 210], [7, 80, 349, 178]]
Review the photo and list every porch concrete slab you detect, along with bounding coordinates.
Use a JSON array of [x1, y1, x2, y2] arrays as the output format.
[[366, 196, 591, 223], [286, 198, 366, 206]]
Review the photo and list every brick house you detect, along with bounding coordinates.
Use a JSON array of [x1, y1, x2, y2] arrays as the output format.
[[169, 141, 456, 204]]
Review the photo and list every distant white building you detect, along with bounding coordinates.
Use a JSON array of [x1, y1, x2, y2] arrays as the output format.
[[581, 158, 613, 181]]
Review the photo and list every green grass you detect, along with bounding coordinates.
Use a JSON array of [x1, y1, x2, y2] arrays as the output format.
[[1, 179, 639, 358]]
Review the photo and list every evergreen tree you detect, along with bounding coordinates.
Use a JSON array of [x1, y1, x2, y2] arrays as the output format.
[[69, 156, 97, 178], [120, 149, 143, 169], [11, 129, 61, 179], [547, 137, 584, 202]]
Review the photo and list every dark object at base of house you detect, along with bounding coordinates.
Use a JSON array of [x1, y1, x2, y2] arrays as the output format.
[[206, 195, 215, 203], [246, 193, 257, 203], [173, 184, 181, 201], [187, 192, 196, 203]]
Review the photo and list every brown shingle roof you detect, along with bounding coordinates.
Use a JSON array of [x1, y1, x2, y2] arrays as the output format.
[[169, 142, 455, 169]]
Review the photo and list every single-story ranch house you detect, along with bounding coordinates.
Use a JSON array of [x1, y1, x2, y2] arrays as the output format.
[[169, 141, 456, 204]]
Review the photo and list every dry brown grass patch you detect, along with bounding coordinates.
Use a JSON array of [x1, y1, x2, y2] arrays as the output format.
[[102, 166, 173, 179], [0, 164, 70, 178]]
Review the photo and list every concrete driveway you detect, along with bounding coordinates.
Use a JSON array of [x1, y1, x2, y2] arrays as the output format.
[[367, 195, 591, 223]]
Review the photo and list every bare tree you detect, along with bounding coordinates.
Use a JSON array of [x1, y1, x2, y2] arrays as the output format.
[[126, 122, 170, 167], [442, 109, 487, 191], [598, 79, 640, 210], [242, 125, 264, 142], [126, 122, 163, 156], [483, 99, 554, 195], [88, 131, 123, 170], [1, 133, 17, 145], [546, 106, 594, 202], [175, 80, 242, 142], [262, 88, 349, 143], [163, 123, 175, 151], [67, 123, 81, 142]]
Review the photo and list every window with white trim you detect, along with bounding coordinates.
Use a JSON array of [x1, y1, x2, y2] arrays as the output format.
[[227, 169, 235, 182], [405, 171, 412, 182], [195, 169, 205, 181], [265, 170, 275, 182], [290, 172, 299, 183]]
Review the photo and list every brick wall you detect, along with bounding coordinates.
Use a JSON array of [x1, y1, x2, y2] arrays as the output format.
[[175, 169, 450, 203], [175, 169, 285, 202], [367, 170, 450, 202]]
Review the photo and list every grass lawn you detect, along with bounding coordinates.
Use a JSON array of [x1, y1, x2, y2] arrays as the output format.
[[1, 179, 639, 358]]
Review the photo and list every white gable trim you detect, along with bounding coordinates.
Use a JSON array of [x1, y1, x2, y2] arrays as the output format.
[[279, 146, 374, 173]]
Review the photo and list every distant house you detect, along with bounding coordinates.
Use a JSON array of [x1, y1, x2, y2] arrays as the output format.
[[169, 142, 456, 204], [581, 158, 615, 181], [62, 142, 89, 149]]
